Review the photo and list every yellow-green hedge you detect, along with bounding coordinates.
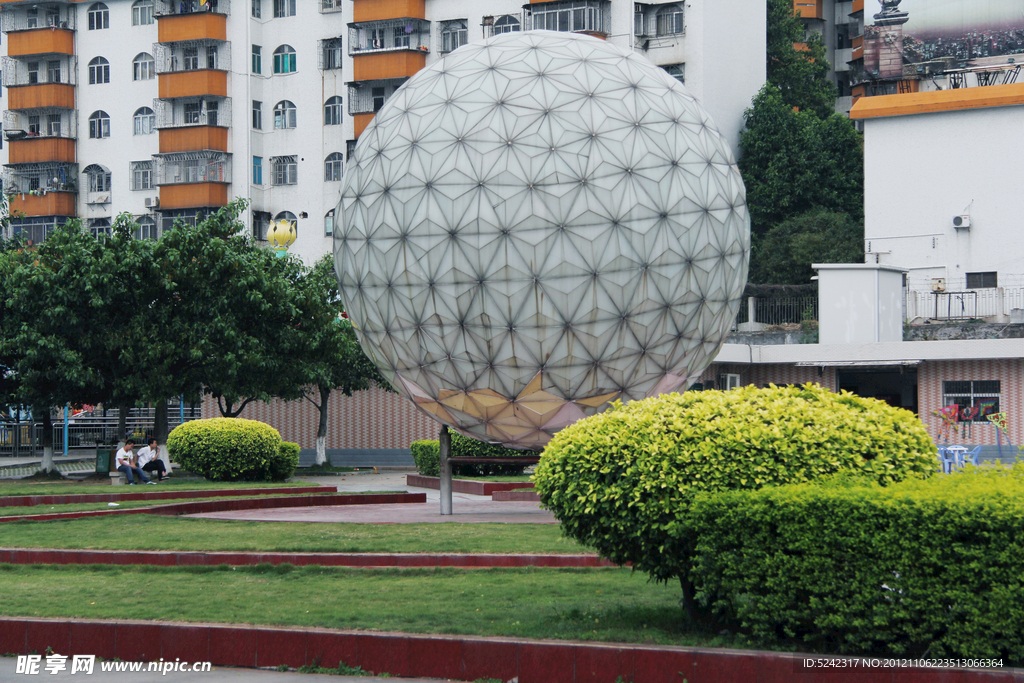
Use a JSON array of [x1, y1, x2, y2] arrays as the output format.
[[167, 418, 292, 482], [533, 384, 936, 584], [690, 467, 1024, 662]]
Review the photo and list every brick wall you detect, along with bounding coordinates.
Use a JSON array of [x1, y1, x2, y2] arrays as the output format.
[[201, 386, 439, 450], [918, 359, 1022, 446]]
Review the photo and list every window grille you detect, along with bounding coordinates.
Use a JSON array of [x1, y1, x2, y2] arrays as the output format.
[[271, 156, 298, 185], [439, 19, 468, 54], [942, 381, 1001, 423]]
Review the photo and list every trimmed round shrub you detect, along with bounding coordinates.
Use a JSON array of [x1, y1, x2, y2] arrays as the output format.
[[533, 383, 936, 584], [410, 433, 530, 478], [271, 441, 300, 481], [167, 418, 284, 482]]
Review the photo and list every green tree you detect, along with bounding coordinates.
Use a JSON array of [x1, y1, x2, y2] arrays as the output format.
[[748, 209, 864, 285], [766, 0, 837, 118], [292, 256, 390, 466]]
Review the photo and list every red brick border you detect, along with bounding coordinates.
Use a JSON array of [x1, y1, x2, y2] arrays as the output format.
[[493, 490, 542, 501], [0, 617, 1017, 683], [0, 493, 426, 523], [0, 548, 616, 568], [407, 474, 534, 496], [0, 486, 327, 508]]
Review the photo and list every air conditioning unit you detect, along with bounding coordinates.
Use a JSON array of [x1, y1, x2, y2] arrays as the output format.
[[931, 278, 946, 292], [144, 197, 159, 208], [952, 215, 970, 229]]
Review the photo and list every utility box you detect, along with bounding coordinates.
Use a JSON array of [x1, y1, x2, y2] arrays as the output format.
[[95, 447, 114, 475], [814, 264, 907, 345]]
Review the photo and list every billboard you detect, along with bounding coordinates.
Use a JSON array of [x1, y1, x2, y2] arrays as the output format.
[[863, 0, 1024, 80]]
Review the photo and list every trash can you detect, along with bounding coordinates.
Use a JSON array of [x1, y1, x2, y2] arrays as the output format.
[[95, 447, 114, 475]]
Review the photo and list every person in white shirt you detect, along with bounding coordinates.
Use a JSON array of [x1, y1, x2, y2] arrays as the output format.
[[114, 439, 154, 485], [136, 438, 169, 481]]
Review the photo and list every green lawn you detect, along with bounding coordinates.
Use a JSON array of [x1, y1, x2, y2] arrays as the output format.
[[0, 479, 316, 497], [0, 564, 735, 648], [0, 516, 587, 554], [0, 492, 374, 519]]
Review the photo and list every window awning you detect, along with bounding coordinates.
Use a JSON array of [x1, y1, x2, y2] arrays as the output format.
[[794, 360, 923, 368]]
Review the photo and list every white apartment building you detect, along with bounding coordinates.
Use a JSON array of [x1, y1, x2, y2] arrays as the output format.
[[1, 0, 763, 264]]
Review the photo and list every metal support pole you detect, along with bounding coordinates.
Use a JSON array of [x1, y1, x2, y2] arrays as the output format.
[[179, 395, 185, 425], [63, 405, 69, 456], [439, 425, 452, 516]]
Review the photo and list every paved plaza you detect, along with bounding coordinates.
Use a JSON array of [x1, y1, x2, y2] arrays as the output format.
[[186, 472, 557, 524]]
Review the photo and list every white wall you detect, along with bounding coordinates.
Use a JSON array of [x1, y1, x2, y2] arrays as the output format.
[[816, 264, 905, 344], [863, 103, 1024, 291]]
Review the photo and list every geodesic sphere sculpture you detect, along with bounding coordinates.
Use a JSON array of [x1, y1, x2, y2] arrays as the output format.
[[335, 31, 749, 450]]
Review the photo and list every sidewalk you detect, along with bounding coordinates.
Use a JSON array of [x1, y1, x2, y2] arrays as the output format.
[[0, 457, 96, 479]]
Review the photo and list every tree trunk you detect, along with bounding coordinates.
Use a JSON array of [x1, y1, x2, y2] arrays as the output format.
[[153, 400, 170, 475], [315, 385, 330, 466], [117, 402, 129, 446], [680, 574, 696, 625], [38, 407, 55, 473]]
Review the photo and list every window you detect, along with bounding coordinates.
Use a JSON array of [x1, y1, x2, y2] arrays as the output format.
[[84, 165, 112, 193], [252, 156, 263, 185], [89, 217, 111, 239], [324, 96, 343, 126], [183, 101, 201, 124], [324, 152, 344, 181], [130, 161, 153, 190], [372, 87, 386, 112], [253, 211, 270, 241], [530, 1, 607, 34], [47, 114, 61, 136], [368, 27, 385, 50], [943, 381, 1000, 423], [28, 116, 40, 135], [26, 6, 38, 28], [439, 20, 468, 53], [183, 46, 199, 71], [133, 53, 155, 81], [274, 210, 297, 227], [251, 0, 261, 18], [132, 0, 154, 26], [252, 100, 262, 129], [133, 107, 156, 135], [252, 45, 262, 74], [89, 57, 109, 85], [324, 209, 334, 236], [966, 272, 998, 289], [89, 111, 110, 139], [663, 63, 685, 84], [322, 38, 342, 69], [273, 0, 296, 18], [634, 8, 645, 36], [346, 140, 357, 160], [273, 45, 296, 74], [47, 60, 61, 83], [88, 3, 109, 30], [493, 14, 520, 35], [271, 156, 298, 185], [206, 46, 218, 70], [394, 26, 410, 48], [656, 4, 684, 36], [273, 100, 296, 129], [27, 62, 39, 84], [135, 216, 158, 240]]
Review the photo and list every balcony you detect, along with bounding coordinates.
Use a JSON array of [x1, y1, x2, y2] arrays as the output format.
[[159, 126, 228, 153], [851, 35, 864, 61], [155, 0, 230, 18], [158, 69, 227, 99], [7, 29, 74, 57], [835, 48, 853, 71], [159, 182, 228, 210], [157, 11, 226, 43], [5, 109, 77, 140], [9, 190, 76, 218], [1, 6, 76, 33], [8, 137, 75, 164], [349, 19, 430, 56], [851, 0, 864, 14], [8, 83, 75, 110], [153, 96, 231, 129], [154, 151, 231, 186], [353, 51, 426, 82], [3, 56, 76, 88], [353, 0, 425, 23], [321, 0, 343, 12], [348, 79, 405, 115], [353, 113, 375, 138], [794, 0, 823, 20]]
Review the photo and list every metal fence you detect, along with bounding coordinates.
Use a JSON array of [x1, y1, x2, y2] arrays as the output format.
[[0, 405, 201, 458], [735, 296, 818, 326], [905, 287, 1024, 320]]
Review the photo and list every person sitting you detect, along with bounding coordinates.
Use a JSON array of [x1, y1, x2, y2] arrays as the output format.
[[136, 438, 169, 481], [115, 439, 155, 485]]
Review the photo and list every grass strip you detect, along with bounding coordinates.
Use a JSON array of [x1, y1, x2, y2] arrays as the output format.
[[0, 492, 381, 519], [0, 564, 738, 649], [0, 479, 312, 497], [0, 516, 586, 554]]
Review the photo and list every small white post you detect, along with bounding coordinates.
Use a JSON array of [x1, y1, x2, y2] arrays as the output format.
[[748, 296, 757, 325]]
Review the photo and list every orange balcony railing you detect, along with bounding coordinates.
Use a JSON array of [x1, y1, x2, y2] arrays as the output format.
[[158, 70, 227, 99], [7, 29, 74, 56], [9, 191, 76, 217], [353, 51, 426, 82], [8, 137, 76, 164], [158, 182, 228, 210], [157, 12, 226, 43], [353, 0, 424, 22], [158, 126, 228, 153], [8, 83, 75, 110]]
